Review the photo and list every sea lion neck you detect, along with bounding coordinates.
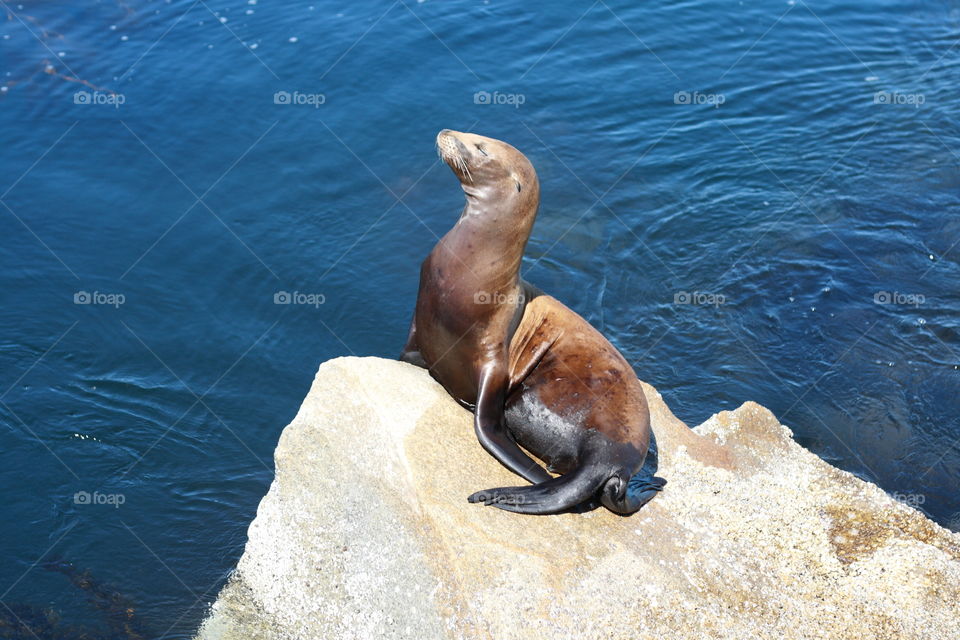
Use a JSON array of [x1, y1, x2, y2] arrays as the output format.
[[446, 185, 537, 280]]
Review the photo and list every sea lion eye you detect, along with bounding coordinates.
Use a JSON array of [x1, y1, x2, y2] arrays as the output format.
[[475, 144, 488, 156], [515, 181, 522, 192]]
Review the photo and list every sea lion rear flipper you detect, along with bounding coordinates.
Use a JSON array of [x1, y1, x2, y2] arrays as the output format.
[[600, 474, 666, 515], [601, 431, 667, 515], [467, 458, 609, 515]]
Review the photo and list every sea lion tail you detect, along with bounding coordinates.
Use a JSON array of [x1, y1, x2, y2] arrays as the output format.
[[467, 459, 610, 515]]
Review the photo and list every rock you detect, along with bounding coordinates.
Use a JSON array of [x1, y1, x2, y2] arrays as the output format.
[[196, 357, 960, 640]]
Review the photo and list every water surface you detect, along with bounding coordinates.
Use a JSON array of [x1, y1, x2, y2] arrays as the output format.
[[2, 1, 958, 636]]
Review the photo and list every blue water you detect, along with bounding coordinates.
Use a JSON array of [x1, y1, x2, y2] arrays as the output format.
[[2, 0, 958, 636]]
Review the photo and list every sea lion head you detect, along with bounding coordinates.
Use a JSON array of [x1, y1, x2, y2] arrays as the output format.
[[436, 129, 539, 207]]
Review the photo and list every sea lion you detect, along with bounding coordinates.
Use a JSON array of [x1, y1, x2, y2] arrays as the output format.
[[400, 129, 664, 515]]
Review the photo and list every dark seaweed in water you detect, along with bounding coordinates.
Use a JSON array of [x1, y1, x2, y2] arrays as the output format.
[[0, 561, 147, 640]]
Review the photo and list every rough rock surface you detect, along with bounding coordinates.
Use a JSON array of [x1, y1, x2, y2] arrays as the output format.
[[196, 357, 960, 640]]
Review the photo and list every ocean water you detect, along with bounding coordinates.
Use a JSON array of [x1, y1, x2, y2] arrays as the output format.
[[1, 0, 958, 636]]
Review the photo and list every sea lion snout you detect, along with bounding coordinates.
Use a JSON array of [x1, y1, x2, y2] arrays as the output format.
[[436, 129, 474, 177]]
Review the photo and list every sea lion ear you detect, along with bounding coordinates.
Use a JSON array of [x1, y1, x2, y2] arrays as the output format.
[[513, 176, 522, 192]]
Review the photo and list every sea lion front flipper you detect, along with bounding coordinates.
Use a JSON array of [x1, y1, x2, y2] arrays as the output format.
[[399, 349, 427, 368], [474, 364, 551, 484], [399, 313, 427, 368]]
